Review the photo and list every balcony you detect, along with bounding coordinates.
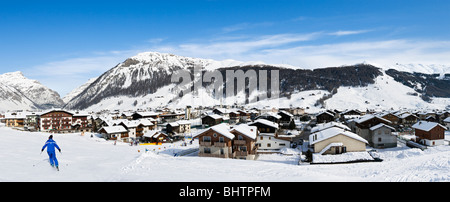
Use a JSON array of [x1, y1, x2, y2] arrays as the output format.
[[234, 140, 246, 145], [214, 142, 227, 147], [233, 151, 248, 157], [199, 141, 212, 146]]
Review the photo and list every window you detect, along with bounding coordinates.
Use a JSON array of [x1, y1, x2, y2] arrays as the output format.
[[203, 136, 211, 142], [238, 135, 243, 140], [213, 133, 217, 138], [267, 143, 271, 147], [204, 148, 211, 154], [378, 138, 382, 142], [239, 146, 247, 152], [219, 137, 224, 143], [220, 148, 224, 155], [260, 136, 263, 140]]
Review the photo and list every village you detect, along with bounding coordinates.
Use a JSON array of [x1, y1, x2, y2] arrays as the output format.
[[1, 105, 449, 165]]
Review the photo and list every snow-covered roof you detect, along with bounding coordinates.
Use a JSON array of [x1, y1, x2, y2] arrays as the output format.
[[444, 117, 450, 123], [355, 114, 392, 124], [193, 123, 235, 139], [205, 114, 223, 120], [311, 121, 350, 133], [256, 112, 281, 120], [230, 124, 257, 139], [412, 121, 447, 132], [369, 123, 395, 131], [278, 110, 293, 117], [249, 119, 279, 129], [309, 127, 368, 145], [100, 126, 128, 134], [143, 130, 163, 138], [399, 113, 418, 119]]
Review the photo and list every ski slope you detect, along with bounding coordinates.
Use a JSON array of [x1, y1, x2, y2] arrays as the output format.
[[0, 126, 449, 182]]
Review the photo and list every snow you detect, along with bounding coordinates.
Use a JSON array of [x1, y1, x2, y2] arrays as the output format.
[[312, 152, 373, 163], [1, 126, 449, 182], [412, 121, 447, 132]]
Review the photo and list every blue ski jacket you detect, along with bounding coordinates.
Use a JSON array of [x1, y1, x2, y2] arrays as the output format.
[[42, 139, 61, 153]]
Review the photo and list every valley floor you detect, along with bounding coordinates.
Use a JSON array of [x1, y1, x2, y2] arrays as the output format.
[[0, 126, 449, 182]]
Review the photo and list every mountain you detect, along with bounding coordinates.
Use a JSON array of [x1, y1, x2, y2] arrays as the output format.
[[0, 71, 64, 111], [63, 51, 450, 111]]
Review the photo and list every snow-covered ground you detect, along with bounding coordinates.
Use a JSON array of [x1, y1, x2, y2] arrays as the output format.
[[0, 126, 449, 182]]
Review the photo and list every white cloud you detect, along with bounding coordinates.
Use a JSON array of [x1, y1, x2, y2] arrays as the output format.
[[328, 30, 371, 36]]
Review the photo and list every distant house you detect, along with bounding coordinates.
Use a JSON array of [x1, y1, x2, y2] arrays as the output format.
[[380, 112, 400, 125], [278, 110, 294, 128], [201, 114, 224, 127], [354, 114, 392, 143], [256, 112, 281, 124], [248, 119, 279, 133], [399, 113, 419, 125], [444, 117, 450, 129], [256, 133, 290, 153], [143, 130, 171, 143], [98, 126, 129, 142], [166, 120, 191, 134], [229, 124, 258, 160], [316, 111, 335, 123], [311, 121, 351, 134], [309, 127, 368, 155], [412, 121, 447, 146], [4, 112, 26, 128], [369, 123, 397, 148]]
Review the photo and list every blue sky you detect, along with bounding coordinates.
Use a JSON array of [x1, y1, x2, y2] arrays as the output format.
[[1, 0, 450, 96]]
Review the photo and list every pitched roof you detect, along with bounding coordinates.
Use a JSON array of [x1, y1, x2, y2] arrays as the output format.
[[311, 121, 350, 133], [412, 121, 447, 132], [249, 119, 279, 129], [309, 127, 368, 145], [230, 124, 257, 140], [193, 123, 235, 139], [100, 126, 128, 134], [369, 123, 395, 131]]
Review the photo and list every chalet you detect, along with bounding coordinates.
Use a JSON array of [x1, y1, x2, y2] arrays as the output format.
[[166, 120, 191, 134], [132, 111, 159, 120], [399, 113, 419, 125], [256, 133, 290, 153], [278, 110, 294, 127], [71, 111, 90, 132], [194, 123, 259, 160], [256, 112, 281, 124], [316, 111, 335, 123], [309, 127, 368, 155], [98, 126, 129, 142], [380, 112, 400, 125], [24, 112, 40, 131], [354, 114, 392, 143], [118, 120, 140, 142], [248, 119, 279, 133], [143, 130, 171, 143], [195, 123, 235, 158], [212, 108, 230, 117], [369, 123, 397, 148], [230, 124, 258, 160], [4, 112, 25, 128], [201, 114, 224, 127], [412, 121, 447, 146], [40, 109, 74, 132]]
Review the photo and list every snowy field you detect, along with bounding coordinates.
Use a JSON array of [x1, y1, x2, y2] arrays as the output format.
[[0, 126, 449, 182]]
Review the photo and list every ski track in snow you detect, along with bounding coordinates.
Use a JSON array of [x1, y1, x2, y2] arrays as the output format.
[[0, 126, 449, 182]]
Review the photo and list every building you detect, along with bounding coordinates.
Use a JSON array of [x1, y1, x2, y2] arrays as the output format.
[[444, 117, 450, 129], [166, 120, 191, 134], [4, 112, 25, 128], [256, 133, 290, 153], [316, 111, 335, 123], [354, 114, 392, 143], [248, 119, 279, 133], [195, 123, 235, 158], [40, 109, 74, 132], [309, 127, 368, 155], [412, 121, 447, 146], [98, 126, 129, 141], [369, 123, 397, 148], [201, 114, 224, 127], [194, 123, 259, 160]]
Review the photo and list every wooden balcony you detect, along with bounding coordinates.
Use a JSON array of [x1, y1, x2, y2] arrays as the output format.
[[233, 151, 248, 157], [214, 142, 227, 147], [199, 141, 212, 146], [234, 140, 246, 145]]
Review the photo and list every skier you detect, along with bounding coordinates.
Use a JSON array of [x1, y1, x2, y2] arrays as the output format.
[[41, 135, 61, 170]]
